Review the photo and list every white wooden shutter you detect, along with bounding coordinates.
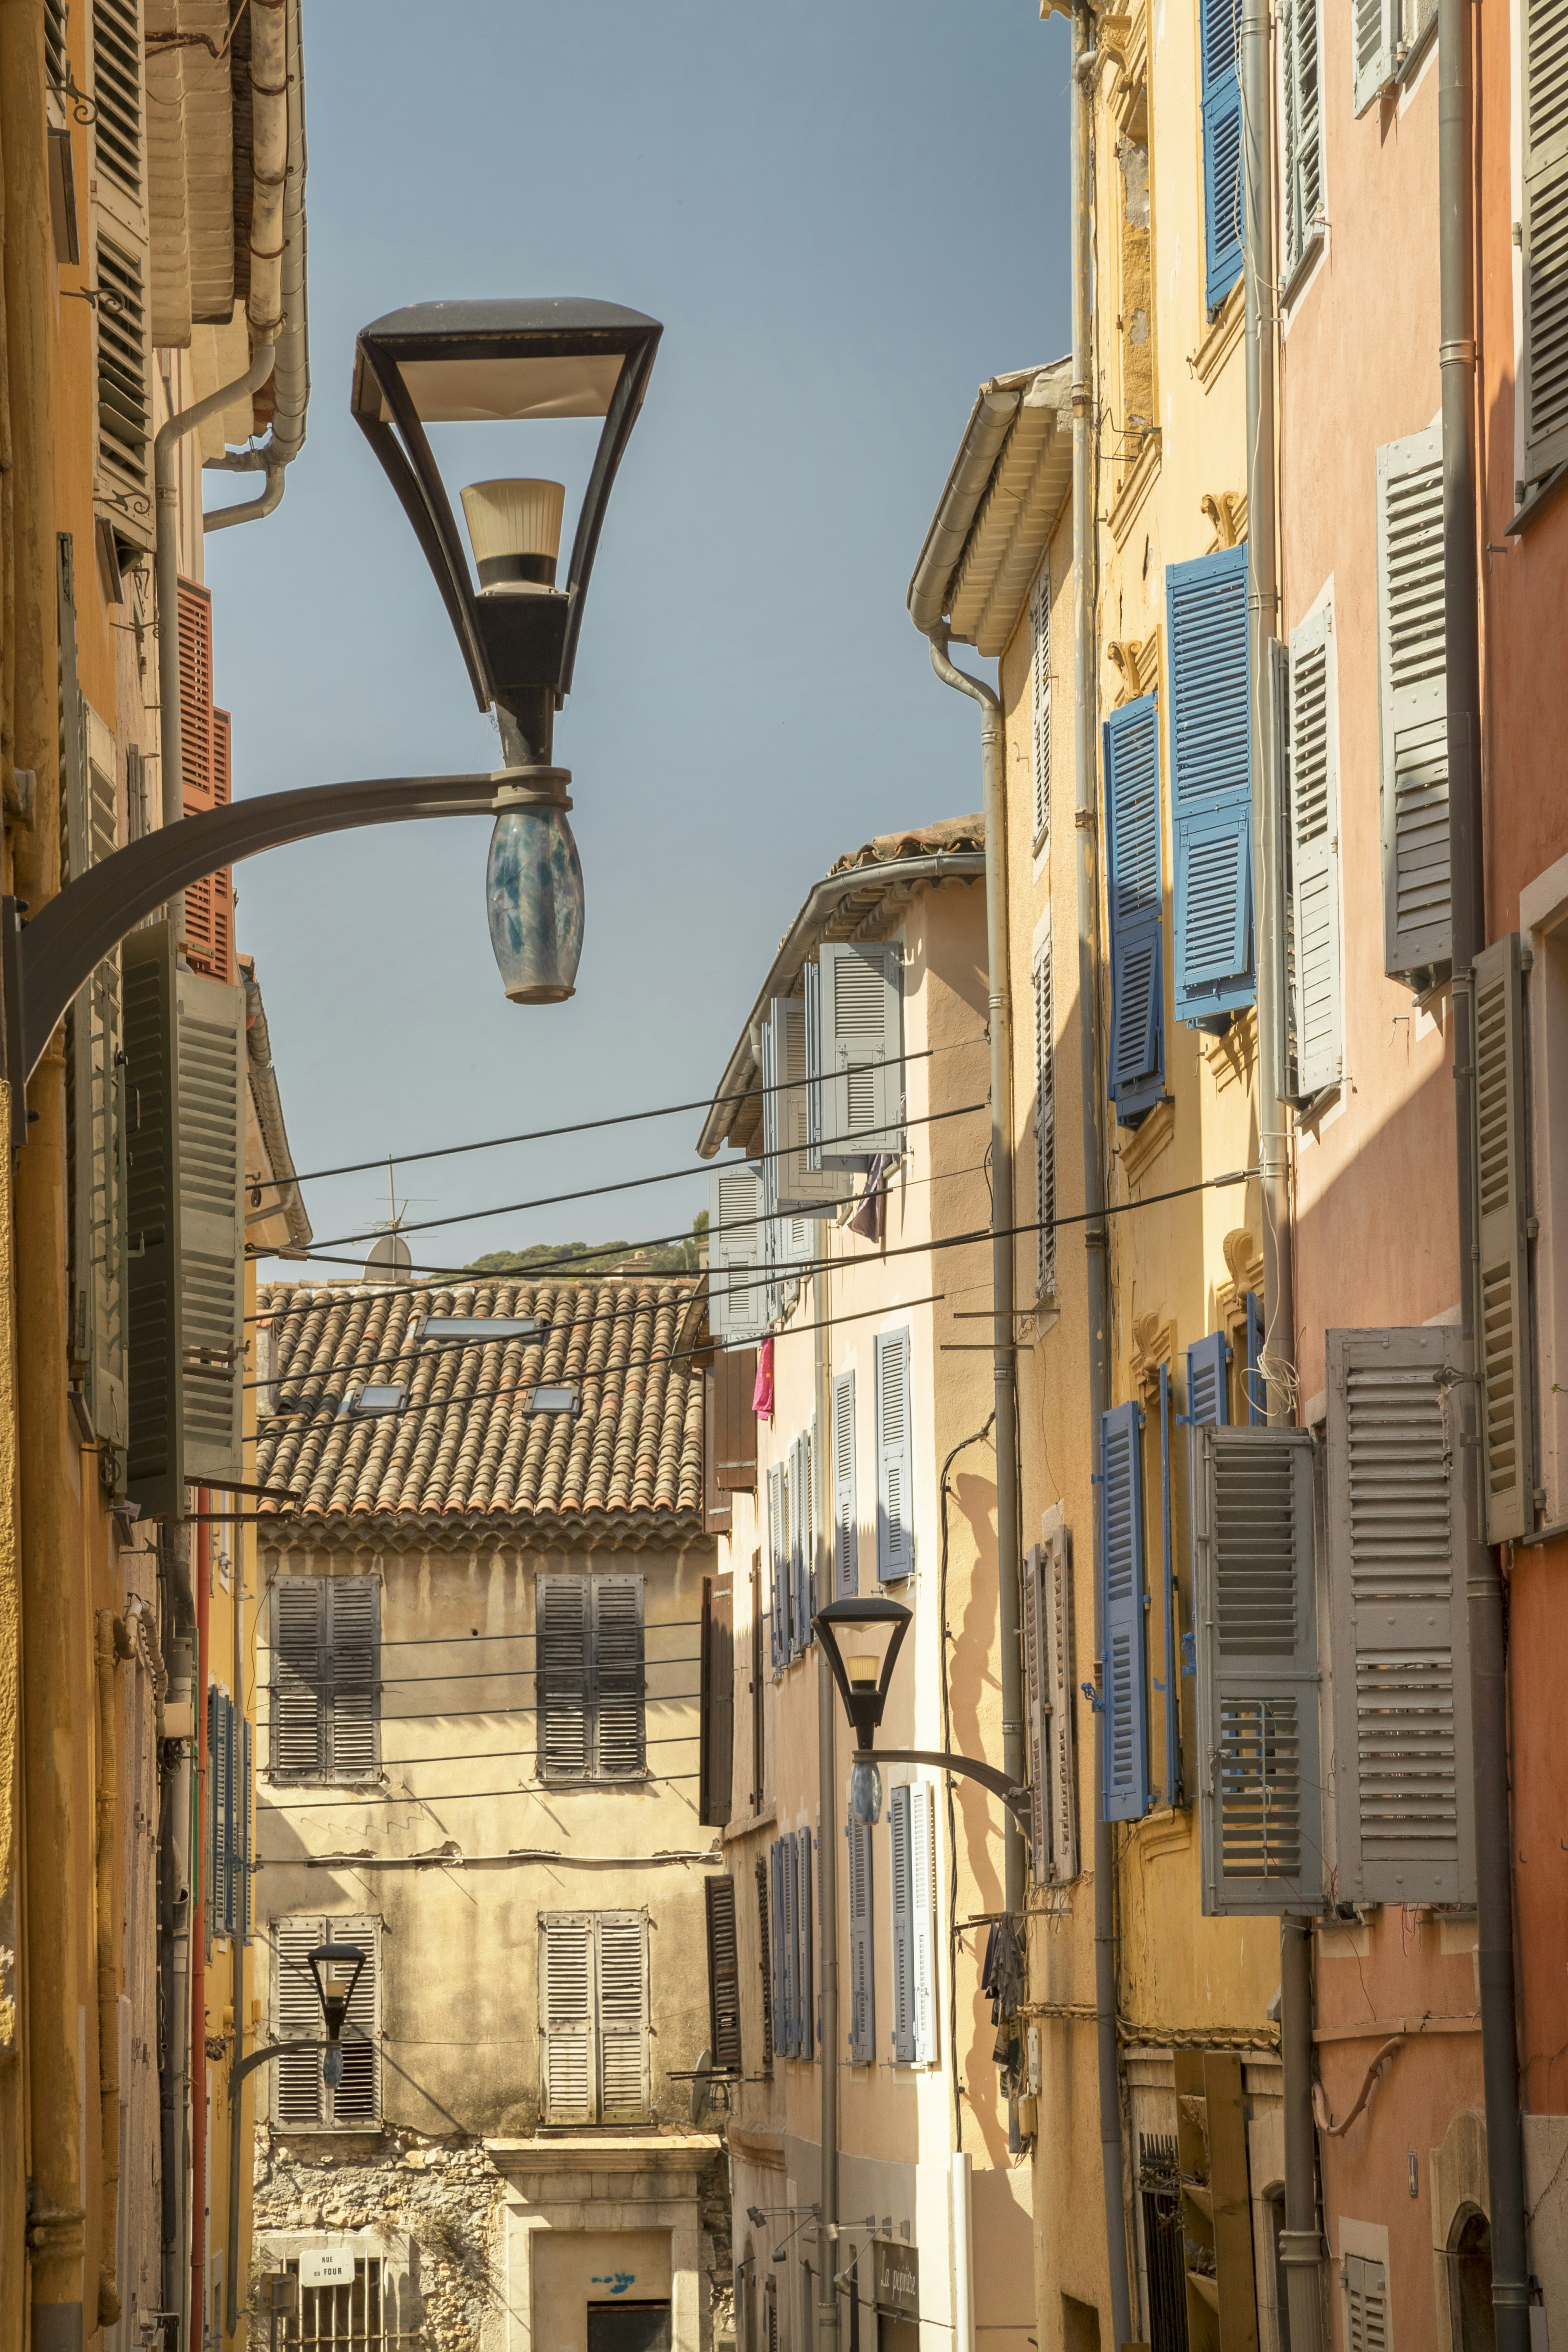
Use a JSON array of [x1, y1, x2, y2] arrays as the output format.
[[272, 1916, 324, 2126], [176, 967, 246, 1484], [709, 1165, 768, 1348], [592, 1574, 646, 1778], [847, 1818, 874, 2062], [1194, 1427, 1323, 1914], [330, 1916, 380, 2126], [1352, 0, 1397, 114], [1031, 570, 1051, 850], [1034, 932, 1057, 1294], [766, 997, 851, 1217], [1044, 1520, 1080, 1881], [805, 956, 866, 1174], [1283, 0, 1324, 269], [875, 1327, 914, 1580], [889, 1786, 915, 2063], [270, 1579, 325, 1780], [909, 1784, 938, 2065], [90, 0, 155, 555], [1326, 1325, 1476, 1904], [538, 1574, 590, 1779], [1345, 2254, 1389, 2350], [767, 1465, 788, 1671], [540, 1913, 595, 2123], [1522, 0, 1568, 485], [1376, 425, 1451, 982], [833, 1369, 859, 1597], [324, 1579, 379, 1781], [1473, 934, 1535, 1541], [818, 943, 904, 1161], [1287, 597, 1343, 1096], [597, 1911, 650, 2122], [1022, 1545, 1051, 1884]]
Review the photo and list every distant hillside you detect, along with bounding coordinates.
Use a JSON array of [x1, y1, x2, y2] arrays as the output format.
[[469, 1212, 707, 1280]]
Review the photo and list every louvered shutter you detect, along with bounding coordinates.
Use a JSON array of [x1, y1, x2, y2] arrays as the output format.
[[1353, 0, 1398, 111], [270, 1579, 325, 1780], [325, 1579, 379, 1781], [1326, 1326, 1476, 1904], [1045, 1521, 1080, 1880], [240, 1718, 254, 1944], [1523, 0, 1568, 483], [1102, 695, 1165, 1125], [909, 1785, 938, 2064], [1100, 1402, 1150, 1821], [90, 0, 154, 555], [1031, 571, 1052, 849], [1345, 2255, 1389, 2348], [889, 1787, 915, 2063], [817, 943, 904, 1162], [833, 1369, 859, 1597], [795, 1828, 814, 2061], [538, 1575, 590, 1779], [1187, 1331, 1231, 1433], [175, 962, 246, 1485], [1246, 1291, 1266, 1425], [1200, 0, 1244, 310], [598, 1911, 650, 2121], [1023, 1545, 1051, 1883], [706, 1877, 743, 2072], [1473, 934, 1535, 1541], [766, 1466, 788, 1671], [700, 1578, 734, 1826], [330, 1915, 380, 2125], [179, 588, 234, 979], [709, 1165, 768, 1348], [540, 1913, 595, 2123], [272, 1916, 324, 2126], [1194, 1427, 1323, 1914], [786, 1437, 804, 1655], [801, 1426, 817, 1634], [1167, 548, 1254, 1027], [767, 998, 851, 1217], [778, 1833, 799, 2056], [209, 1688, 230, 1937], [805, 956, 867, 1174], [767, 1842, 786, 2061], [847, 1817, 875, 2062], [1287, 599, 1343, 1094], [1376, 425, 1451, 981], [1034, 935, 1057, 1293], [756, 1853, 775, 2069], [875, 1327, 914, 1580], [592, 1574, 646, 1779], [1283, 0, 1324, 270]]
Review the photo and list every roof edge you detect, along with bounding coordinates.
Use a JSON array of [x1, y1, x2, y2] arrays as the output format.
[[906, 359, 1072, 637]]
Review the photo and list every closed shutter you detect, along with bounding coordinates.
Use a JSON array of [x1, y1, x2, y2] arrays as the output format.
[[777, 1833, 799, 2056], [1200, 0, 1244, 310], [331, 1916, 380, 2126], [598, 1911, 650, 2121], [817, 943, 904, 1161], [1045, 1521, 1080, 1881], [1023, 1544, 1051, 1883], [710, 1165, 768, 1347], [847, 1817, 875, 2062], [909, 1784, 938, 2065], [270, 1580, 325, 1780], [767, 1842, 787, 2061], [1167, 547, 1254, 1028], [699, 1577, 734, 1826], [325, 1579, 379, 1781], [766, 997, 851, 1217], [1376, 425, 1451, 981], [795, 1827, 815, 2061], [755, 1854, 775, 2070], [1100, 1401, 1150, 1822], [239, 1718, 254, 1944], [592, 1575, 646, 1778], [540, 1913, 595, 2124], [1031, 570, 1052, 849], [1283, 0, 1324, 270], [209, 1687, 231, 1937], [1287, 598, 1343, 1096], [706, 1877, 743, 2073], [176, 962, 246, 1486], [1194, 1427, 1323, 1914], [1345, 2254, 1389, 2349], [90, 0, 155, 557], [272, 1916, 324, 2127], [833, 1369, 859, 1597], [889, 1786, 915, 2063], [1353, 0, 1398, 111], [1326, 1325, 1476, 1904], [766, 1465, 788, 1671], [1523, 0, 1568, 483], [1473, 934, 1535, 1541], [538, 1574, 590, 1778], [1102, 695, 1165, 1125], [1034, 933, 1057, 1294], [875, 1327, 913, 1580]]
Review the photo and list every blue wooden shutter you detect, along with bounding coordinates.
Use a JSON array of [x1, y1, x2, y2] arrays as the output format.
[[875, 1328, 913, 1579], [1245, 1292, 1265, 1425], [1187, 1332, 1231, 1432], [1201, 0, 1244, 311], [1167, 546, 1254, 1028], [1100, 1402, 1149, 1821], [1102, 695, 1165, 1127]]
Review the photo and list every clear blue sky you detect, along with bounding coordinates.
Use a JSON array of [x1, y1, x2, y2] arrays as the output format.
[[213, 1, 1073, 1277]]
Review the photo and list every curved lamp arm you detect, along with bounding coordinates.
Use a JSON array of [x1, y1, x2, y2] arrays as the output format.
[[230, 2036, 328, 2091], [858, 1746, 1031, 1826]]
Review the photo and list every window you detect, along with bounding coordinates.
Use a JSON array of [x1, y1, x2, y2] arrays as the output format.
[[270, 1578, 380, 1784], [272, 1915, 379, 2129], [1344, 2254, 1388, 2349], [832, 1369, 859, 1598], [699, 1577, 734, 1827], [1102, 695, 1165, 1128], [1353, 0, 1399, 114], [89, 0, 153, 557], [875, 1328, 913, 1581], [847, 1815, 875, 2063], [537, 1574, 645, 1782], [1472, 935, 1534, 1541], [767, 1463, 788, 1671], [1023, 1526, 1079, 1884], [749, 1553, 766, 1810], [206, 1686, 251, 1941], [708, 1164, 768, 1348], [1100, 1402, 1150, 1822], [764, 996, 851, 1217], [1282, 0, 1324, 275], [754, 1854, 774, 2072], [1031, 570, 1052, 851], [1376, 423, 1450, 984], [766, 1830, 815, 2059], [811, 944, 905, 1163], [539, 1910, 650, 2125], [281, 2256, 386, 2352], [176, 579, 234, 983], [1167, 546, 1254, 1030], [1285, 594, 1343, 1098], [1522, 0, 1568, 491], [788, 1427, 815, 1650], [889, 1784, 938, 2065], [1033, 930, 1057, 1296], [1199, 0, 1243, 312], [705, 1876, 743, 2073], [1137, 2135, 1189, 2352]]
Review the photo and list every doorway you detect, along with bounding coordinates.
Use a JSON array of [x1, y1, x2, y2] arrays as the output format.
[[1452, 2212, 1497, 2352], [876, 2321, 920, 2352], [588, 2303, 673, 2352]]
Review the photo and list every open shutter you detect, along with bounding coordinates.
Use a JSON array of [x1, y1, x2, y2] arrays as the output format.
[[538, 1574, 590, 1779], [909, 1784, 938, 2065], [598, 1911, 650, 2121], [1102, 695, 1165, 1125], [755, 1855, 775, 2070], [795, 1828, 815, 2060], [178, 585, 234, 983], [1045, 1520, 1080, 1880], [1376, 424, 1451, 982], [1326, 1325, 1476, 1904], [889, 1787, 915, 2063], [270, 1579, 325, 1780], [706, 1877, 743, 2073], [1283, 0, 1324, 270], [787, 1434, 806, 1654], [1245, 1292, 1265, 1425], [778, 1833, 799, 2056], [325, 1578, 379, 1782], [1034, 933, 1057, 1293], [709, 1165, 768, 1348], [699, 1577, 734, 1826], [766, 1466, 788, 1671], [1167, 547, 1254, 1027], [1473, 935, 1536, 1542], [817, 943, 904, 1161], [1345, 2256, 1389, 2347], [123, 923, 182, 1514], [1032, 570, 1052, 849], [768, 1842, 786, 2060], [1194, 1427, 1323, 1914], [240, 1718, 254, 1944], [1352, 0, 1398, 111], [273, 1916, 324, 2126], [1287, 598, 1343, 1095], [766, 997, 851, 1217], [802, 1425, 817, 1632], [847, 1818, 875, 2062], [330, 1915, 380, 2126], [90, 0, 154, 557], [1187, 1330, 1232, 1433], [1023, 1544, 1051, 1882], [875, 1327, 914, 1580], [541, 1913, 595, 2124], [1523, 0, 1568, 484], [1200, 0, 1244, 310], [833, 1368, 859, 1597], [176, 962, 246, 1485], [592, 1574, 646, 1780], [209, 1687, 230, 1938], [1100, 1401, 1149, 1821]]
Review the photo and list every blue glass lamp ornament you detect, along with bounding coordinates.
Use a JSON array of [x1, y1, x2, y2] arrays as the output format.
[[486, 795, 584, 1003]]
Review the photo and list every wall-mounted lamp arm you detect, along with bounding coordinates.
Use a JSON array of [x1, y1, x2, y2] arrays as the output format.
[[858, 1746, 1031, 1825]]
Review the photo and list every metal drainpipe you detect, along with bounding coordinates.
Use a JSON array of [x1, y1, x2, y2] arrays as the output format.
[[1070, 7, 1132, 2340], [158, 1525, 197, 2349], [815, 1258, 840, 2350], [1439, 0, 1530, 2329]]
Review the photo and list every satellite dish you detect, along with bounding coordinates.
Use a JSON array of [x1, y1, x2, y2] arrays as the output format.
[[690, 2049, 713, 2126], [365, 1232, 413, 1280]]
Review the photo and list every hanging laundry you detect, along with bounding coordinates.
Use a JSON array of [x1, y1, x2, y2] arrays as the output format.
[[752, 1335, 774, 1422]]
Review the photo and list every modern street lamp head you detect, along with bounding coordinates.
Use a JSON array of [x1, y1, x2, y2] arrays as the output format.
[[307, 1939, 366, 2086], [461, 478, 566, 592], [813, 1595, 913, 1749]]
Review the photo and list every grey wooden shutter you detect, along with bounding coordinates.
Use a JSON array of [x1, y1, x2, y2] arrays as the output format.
[[767, 1466, 788, 1671], [767, 1842, 786, 2061], [538, 1574, 590, 1779], [123, 920, 182, 1515], [90, 0, 155, 555], [699, 1577, 734, 1826], [875, 1327, 914, 1580], [1376, 425, 1451, 982], [598, 1911, 650, 2121], [1045, 1521, 1080, 1881], [833, 1368, 859, 1597], [592, 1573, 646, 1779], [1194, 1427, 1323, 1914], [1022, 1544, 1050, 1882], [209, 1688, 231, 1937], [1345, 2254, 1389, 2349], [270, 1579, 325, 1780], [240, 1718, 254, 1944], [1283, 0, 1323, 269], [706, 1876, 743, 2072], [1100, 1401, 1150, 1821], [909, 1784, 938, 2064], [1523, 0, 1568, 486], [795, 1828, 814, 2061], [1287, 598, 1343, 1097], [1032, 570, 1051, 849], [324, 1579, 379, 1782], [330, 1915, 380, 2125], [1472, 933, 1535, 1542], [768, 997, 851, 1216], [889, 1786, 915, 2062], [540, 1912, 595, 2123], [847, 1817, 875, 2062], [1034, 933, 1057, 1294], [710, 1165, 768, 1348], [1352, 0, 1397, 113], [1327, 1325, 1476, 1904], [176, 962, 247, 1486], [818, 942, 904, 1160], [801, 1424, 817, 1632], [778, 1833, 799, 2055], [755, 1853, 775, 2069], [273, 1915, 324, 2126]]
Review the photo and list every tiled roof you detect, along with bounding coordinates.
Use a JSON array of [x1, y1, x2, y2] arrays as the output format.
[[827, 815, 984, 875], [255, 1278, 706, 1547]]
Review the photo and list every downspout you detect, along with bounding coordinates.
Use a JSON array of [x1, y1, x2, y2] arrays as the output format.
[[225, 1559, 247, 2337], [1440, 0, 1530, 2329], [1071, 7, 1132, 2340], [94, 1613, 131, 2331], [815, 1258, 839, 2351], [189, 1516, 210, 2352], [158, 1526, 198, 2350]]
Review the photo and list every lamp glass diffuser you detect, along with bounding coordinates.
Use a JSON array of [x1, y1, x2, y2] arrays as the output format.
[[487, 804, 584, 1003], [461, 478, 566, 592], [849, 1758, 882, 1826]]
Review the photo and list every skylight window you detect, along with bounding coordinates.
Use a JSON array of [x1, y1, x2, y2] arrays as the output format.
[[416, 1316, 544, 1346], [337, 1384, 408, 1420]]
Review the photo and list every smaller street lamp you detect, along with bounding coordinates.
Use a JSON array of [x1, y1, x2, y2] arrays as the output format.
[[308, 1940, 368, 2088], [814, 1596, 1031, 1829]]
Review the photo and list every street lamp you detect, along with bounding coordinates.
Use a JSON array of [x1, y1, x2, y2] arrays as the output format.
[[813, 1595, 1032, 1827], [308, 1938, 367, 2088]]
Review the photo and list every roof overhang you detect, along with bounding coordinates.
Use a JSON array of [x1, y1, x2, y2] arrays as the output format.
[[907, 359, 1073, 655]]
